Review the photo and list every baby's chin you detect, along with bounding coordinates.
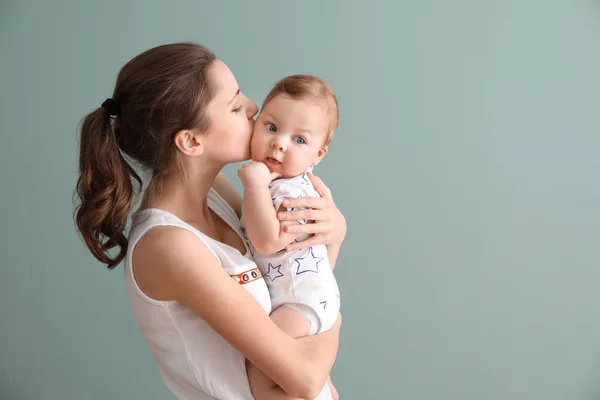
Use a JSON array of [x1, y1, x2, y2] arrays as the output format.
[[279, 167, 311, 179], [251, 155, 310, 178]]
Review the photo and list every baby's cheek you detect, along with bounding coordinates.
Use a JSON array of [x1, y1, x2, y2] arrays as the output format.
[[250, 129, 263, 146], [248, 131, 259, 148]]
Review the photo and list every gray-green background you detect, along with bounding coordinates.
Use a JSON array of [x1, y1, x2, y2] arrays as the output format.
[[1, 0, 599, 399]]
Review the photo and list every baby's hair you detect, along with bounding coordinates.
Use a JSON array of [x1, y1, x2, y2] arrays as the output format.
[[262, 75, 338, 143]]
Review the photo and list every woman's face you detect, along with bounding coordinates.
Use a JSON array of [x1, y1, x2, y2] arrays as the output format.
[[202, 59, 259, 164]]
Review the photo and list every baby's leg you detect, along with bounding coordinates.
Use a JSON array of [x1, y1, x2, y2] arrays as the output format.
[[247, 306, 333, 400], [270, 305, 312, 337]]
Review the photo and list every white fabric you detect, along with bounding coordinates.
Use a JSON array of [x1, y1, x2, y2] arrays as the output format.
[[241, 170, 341, 336], [124, 187, 272, 400]]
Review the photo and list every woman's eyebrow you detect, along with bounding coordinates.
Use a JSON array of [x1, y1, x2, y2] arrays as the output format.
[[227, 89, 240, 105]]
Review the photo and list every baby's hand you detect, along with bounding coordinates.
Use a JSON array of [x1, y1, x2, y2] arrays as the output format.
[[237, 161, 281, 189]]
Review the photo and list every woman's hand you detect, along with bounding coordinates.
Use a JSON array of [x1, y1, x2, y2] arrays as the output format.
[[277, 171, 346, 251]]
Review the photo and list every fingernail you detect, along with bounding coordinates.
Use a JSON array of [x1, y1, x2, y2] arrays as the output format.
[[283, 200, 290, 206], [278, 212, 286, 219], [285, 226, 294, 233]]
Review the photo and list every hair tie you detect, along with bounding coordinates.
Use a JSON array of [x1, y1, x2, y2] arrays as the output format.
[[101, 98, 120, 117]]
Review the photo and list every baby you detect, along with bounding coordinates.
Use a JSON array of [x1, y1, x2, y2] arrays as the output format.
[[238, 75, 341, 399]]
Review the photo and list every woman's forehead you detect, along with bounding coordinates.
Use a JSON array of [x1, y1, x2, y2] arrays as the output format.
[[208, 60, 239, 100]]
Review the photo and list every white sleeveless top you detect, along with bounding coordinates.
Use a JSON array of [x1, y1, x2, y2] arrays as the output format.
[[124, 188, 272, 400]]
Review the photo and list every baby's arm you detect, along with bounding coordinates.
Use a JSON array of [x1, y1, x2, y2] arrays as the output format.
[[238, 162, 299, 254], [244, 187, 298, 254]]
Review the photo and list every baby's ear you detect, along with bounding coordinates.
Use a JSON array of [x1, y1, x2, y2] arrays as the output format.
[[312, 145, 328, 166]]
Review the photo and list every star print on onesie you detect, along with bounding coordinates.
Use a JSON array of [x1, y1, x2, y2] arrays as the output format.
[[240, 168, 341, 337], [295, 247, 324, 275]]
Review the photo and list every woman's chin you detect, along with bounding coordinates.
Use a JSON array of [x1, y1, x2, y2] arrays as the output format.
[[234, 150, 252, 163]]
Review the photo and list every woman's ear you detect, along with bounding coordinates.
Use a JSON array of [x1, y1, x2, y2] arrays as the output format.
[[312, 145, 328, 166], [174, 129, 204, 156]]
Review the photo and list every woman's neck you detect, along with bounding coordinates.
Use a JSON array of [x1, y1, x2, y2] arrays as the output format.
[[142, 163, 222, 224]]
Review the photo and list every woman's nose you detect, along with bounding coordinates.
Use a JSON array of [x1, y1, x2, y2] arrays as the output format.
[[246, 100, 259, 119]]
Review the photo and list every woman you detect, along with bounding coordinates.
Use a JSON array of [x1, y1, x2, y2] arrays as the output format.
[[75, 42, 345, 399]]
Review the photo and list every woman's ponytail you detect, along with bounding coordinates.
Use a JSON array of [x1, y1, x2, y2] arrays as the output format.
[[75, 108, 141, 269], [74, 42, 217, 269]]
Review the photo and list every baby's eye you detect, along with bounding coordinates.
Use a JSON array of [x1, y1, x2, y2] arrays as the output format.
[[266, 123, 277, 132], [294, 137, 306, 145]]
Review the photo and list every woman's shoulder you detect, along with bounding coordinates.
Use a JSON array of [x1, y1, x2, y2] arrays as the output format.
[[132, 225, 218, 301]]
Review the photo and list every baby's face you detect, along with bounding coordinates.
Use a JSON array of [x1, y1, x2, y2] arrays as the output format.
[[250, 95, 329, 178]]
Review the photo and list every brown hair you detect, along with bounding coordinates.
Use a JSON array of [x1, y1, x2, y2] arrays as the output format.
[[74, 42, 217, 269], [261, 75, 339, 143]]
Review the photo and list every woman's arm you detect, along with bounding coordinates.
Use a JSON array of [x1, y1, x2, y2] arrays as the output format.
[[133, 227, 341, 399], [247, 307, 340, 400]]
